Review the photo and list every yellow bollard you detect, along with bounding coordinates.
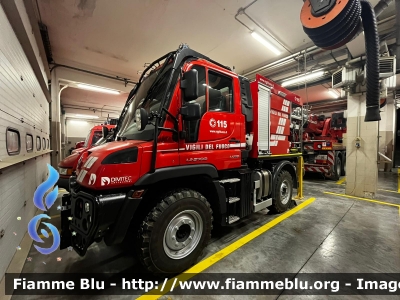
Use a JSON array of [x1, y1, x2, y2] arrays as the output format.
[[294, 156, 304, 200]]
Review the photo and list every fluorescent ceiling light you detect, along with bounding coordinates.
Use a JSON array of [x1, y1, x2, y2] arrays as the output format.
[[75, 114, 99, 119], [251, 32, 281, 56], [281, 71, 325, 87], [76, 83, 120, 95], [66, 113, 99, 119], [328, 88, 340, 99], [70, 120, 88, 124]]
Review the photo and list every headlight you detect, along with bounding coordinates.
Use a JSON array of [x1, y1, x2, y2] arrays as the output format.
[[59, 168, 73, 176]]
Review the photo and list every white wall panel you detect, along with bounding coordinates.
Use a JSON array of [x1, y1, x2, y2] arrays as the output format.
[[66, 119, 102, 139], [0, 5, 50, 280]]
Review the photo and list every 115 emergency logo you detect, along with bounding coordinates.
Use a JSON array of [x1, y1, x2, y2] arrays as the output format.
[[28, 164, 60, 255]]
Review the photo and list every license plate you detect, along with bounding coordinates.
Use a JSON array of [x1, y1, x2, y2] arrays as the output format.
[[307, 151, 314, 154]]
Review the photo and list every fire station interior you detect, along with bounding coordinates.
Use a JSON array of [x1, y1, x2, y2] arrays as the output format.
[[1, 0, 400, 299]]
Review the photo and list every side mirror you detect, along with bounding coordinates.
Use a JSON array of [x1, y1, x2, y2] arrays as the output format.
[[180, 103, 201, 121], [181, 69, 198, 101], [136, 108, 148, 131], [102, 126, 109, 138]]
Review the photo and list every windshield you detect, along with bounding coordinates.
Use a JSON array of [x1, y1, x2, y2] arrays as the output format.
[[91, 131, 102, 145], [117, 63, 174, 141]]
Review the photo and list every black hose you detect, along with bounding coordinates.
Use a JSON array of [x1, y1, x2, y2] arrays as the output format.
[[301, 0, 381, 122], [361, 0, 381, 122]]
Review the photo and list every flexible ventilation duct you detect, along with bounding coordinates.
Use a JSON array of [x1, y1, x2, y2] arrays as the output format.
[[301, 0, 381, 122]]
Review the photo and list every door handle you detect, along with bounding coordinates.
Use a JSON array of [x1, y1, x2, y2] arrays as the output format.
[[229, 138, 240, 143]]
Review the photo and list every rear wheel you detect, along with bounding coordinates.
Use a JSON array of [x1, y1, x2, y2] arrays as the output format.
[[333, 155, 342, 180], [270, 170, 293, 213], [137, 189, 213, 274], [341, 153, 346, 176]]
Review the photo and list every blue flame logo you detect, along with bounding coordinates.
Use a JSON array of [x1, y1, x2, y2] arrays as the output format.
[[28, 164, 60, 255]]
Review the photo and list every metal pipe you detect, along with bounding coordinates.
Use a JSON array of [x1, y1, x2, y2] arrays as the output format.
[[378, 152, 392, 162], [244, 0, 393, 79], [242, 10, 293, 54], [62, 104, 121, 114], [374, 0, 394, 17], [396, 0, 400, 73], [243, 46, 319, 77], [50, 64, 137, 86], [354, 0, 394, 36]]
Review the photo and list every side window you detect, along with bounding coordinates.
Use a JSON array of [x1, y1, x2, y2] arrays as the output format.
[[208, 71, 234, 112], [6, 128, 20, 155], [47, 139, 50, 149], [36, 136, 41, 151], [42, 138, 46, 150], [185, 65, 206, 143], [26, 134, 33, 152]]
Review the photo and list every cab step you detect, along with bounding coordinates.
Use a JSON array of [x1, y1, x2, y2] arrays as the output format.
[[228, 215, 240, 224], [228, 197, 240, 204], [220, 178, 240, 184]]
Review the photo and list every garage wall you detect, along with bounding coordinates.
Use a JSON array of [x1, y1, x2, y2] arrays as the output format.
[[0, 4, 50, 280], [65, 119, 103, 148]]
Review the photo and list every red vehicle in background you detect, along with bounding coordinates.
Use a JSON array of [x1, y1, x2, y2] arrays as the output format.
[[302, 111, 347, 180], [58, 124, 115, 190]]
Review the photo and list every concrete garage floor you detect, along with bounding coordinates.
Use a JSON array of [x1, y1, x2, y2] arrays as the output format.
[[9, 172, 400, 300]]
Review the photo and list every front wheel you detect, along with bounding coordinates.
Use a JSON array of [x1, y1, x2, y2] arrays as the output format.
[[137, 189, 213, 274], [270, 170, 294, 214]]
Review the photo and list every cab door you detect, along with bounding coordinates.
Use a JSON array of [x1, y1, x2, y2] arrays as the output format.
[[179, 65, 243, 170]]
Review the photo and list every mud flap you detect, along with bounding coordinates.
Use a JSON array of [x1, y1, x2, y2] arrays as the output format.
[[60, 193, 72, 249]]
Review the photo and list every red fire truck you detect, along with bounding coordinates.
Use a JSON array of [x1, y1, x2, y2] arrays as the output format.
[[60, 45, 303, 274], [302, 111, 347, 180], [58, 124, 115, 190]]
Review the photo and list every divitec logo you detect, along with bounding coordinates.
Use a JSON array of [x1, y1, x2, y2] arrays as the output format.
[[28, 164, 60, 255]]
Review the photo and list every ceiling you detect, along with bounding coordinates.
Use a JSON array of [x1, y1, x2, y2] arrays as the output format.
[[36, 0, 397, 117], [61, 86, 127, 120]]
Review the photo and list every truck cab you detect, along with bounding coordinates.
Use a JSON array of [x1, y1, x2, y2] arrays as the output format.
[[58, 124, 115, 190], [61, 45, 301, 274]]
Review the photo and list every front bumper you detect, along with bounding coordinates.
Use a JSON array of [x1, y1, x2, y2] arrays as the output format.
[[60, 187, 144, 255], [57, 176, 70, 191]]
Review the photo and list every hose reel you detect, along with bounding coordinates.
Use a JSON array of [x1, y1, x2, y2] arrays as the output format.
[[301, 0, 381, 122]]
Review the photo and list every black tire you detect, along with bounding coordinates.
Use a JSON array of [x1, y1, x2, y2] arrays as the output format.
[[341, 153, 346, 176], [270, 170, 293, 214], [137, 189, 213, 274]]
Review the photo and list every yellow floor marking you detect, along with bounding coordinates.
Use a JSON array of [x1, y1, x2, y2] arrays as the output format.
[[324, 192, 400, 208], [398, 169, 400, 193], [50, 214, 61, 219], [138, 197, 316, 300], [378, 189, 399, 194], [336, 177, 346, 185], [39, 230, 53, 239]]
